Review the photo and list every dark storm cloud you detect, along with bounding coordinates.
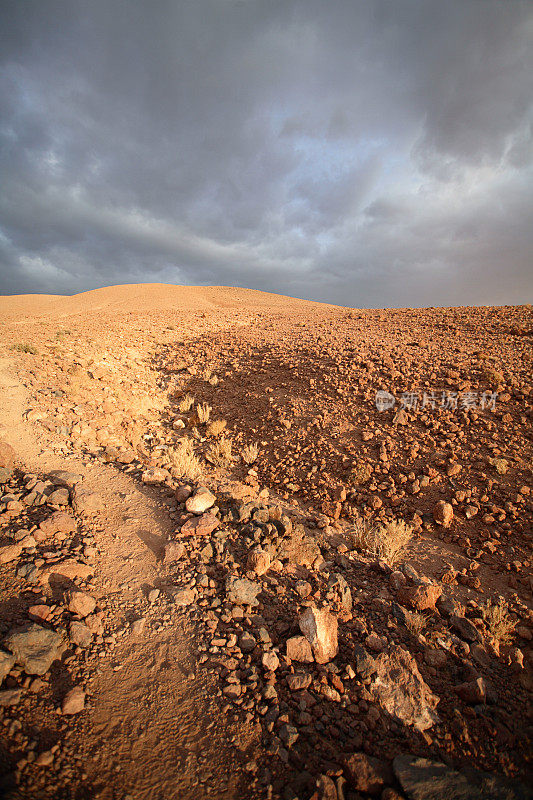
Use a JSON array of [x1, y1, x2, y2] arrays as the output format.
[[1, 0, 532, 306]]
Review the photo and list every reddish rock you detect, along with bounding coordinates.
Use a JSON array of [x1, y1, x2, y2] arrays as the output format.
[[398, 582, 442, 611], [68, 591, 96, 617], [38, 512, 77, 537], [344, 752, 393, 796], [185, 487, 215, 514], [247, 546, 271, 576], [455, 676, 486, 704], [174, 484, 192, 503], [433, 500, 453, 527], [0, 440, 16, 469], [62, 686, 85, 714], [28, 605, 52, 623], [371, 646, 440, 731], [0, 544, 22, 564], [180, 512, 219, 536], [163, 540, 186, 563], [38, 559, 94, 585], [286, 635, 314, 663], [299, 606, 338, 664]]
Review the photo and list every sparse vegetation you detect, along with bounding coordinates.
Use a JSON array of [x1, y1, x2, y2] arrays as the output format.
[[351, 517, 413, 565], [404, 610, 428, 636], [178, 394, 195, 413], [55, 328, 72, 339], [168, 438, 202, 480], [490, 457, 509, 475], [207, 419, 227, 436], [484, 367, 504, 386], [242, 442, 259, 464], [197, 402, 212, 424], [206, 436, 233, 466], [481, 598, 516, 644], [10, 342, 38, 354], [351, 462, 373, 485]]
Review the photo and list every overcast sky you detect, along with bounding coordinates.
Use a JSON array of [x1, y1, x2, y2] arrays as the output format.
[[1, 1, 532, 307]]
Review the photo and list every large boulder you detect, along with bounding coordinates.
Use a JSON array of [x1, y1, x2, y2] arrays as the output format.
[[299, 607, 338, 664], [4, 624, 66, 675], [370, 646, 439, 731], [225, 576, 261, 607], [393, 754, 533, 800], [185, 487, 215, 514], [0, 440, 16, 469]]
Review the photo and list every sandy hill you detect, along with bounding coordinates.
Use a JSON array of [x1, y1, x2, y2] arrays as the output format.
[[0, 283, 337, 321]]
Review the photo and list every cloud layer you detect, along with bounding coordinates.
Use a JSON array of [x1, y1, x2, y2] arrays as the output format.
[[1, 0, 532, 306]]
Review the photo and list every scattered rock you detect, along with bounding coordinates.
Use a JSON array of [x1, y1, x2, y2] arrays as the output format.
[[398, 583, 442, 611], [371, 647, 439, 731], [0, 650, 16, 684], [247, 546, 271, 576], [141, 467, 171, 485], [286, 635, 314, 663], [225, 576, 261, 607], [61, 686, 85, 714], [0, 440, 16, 469], [433, 501, 453, 528], [68, 590, 97, 617], [299, 607, 338, 664], [4, 624, 66, 675], [344, 752, 393, 796], [393, 754, 533, 800], [72, 486, 104, 515], [0, 543, 23, 564], [163, 540, 186, 563], [180, 512, 220, 537], [185, 487, 216, 514]]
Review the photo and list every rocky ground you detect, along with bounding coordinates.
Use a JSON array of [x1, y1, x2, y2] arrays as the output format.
[[0, 285, 531, 800]]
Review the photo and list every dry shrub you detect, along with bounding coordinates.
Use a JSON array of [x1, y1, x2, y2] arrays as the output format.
[[351, 462, 373, 485], [351, 517, 412, 565], [489, 457, 508, 475], [207, 436, 233, 466], [484, 367, 504, 386], [404, 610, 427, 636], [178, 394, 195, 413], [481, 598, 516, 643], [197, 402, 212, 424], [168, 438, 202, 480], [10, 342, 38, 354], [242, 442, 259, 464], [207, 419, 227, 436]]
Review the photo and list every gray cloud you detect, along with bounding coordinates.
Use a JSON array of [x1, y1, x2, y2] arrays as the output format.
[[0, 0, 532, 306]]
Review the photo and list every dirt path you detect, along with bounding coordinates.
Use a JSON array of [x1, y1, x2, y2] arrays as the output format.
[[0, 354, 261, 800]]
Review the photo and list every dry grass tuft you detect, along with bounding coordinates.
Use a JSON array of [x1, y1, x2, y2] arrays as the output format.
[[404, 610, 428, 636], [242, 442, 259, 464], [481, 598, 516, 643], [197, 402, 212, 424], [351, 462, 373, 485], [351, 517, 413, 565], [206, 436, 233, 466], [178, 394, 195, 413], [207, 419, 227, 436], [10, 342, 38, 354], [168, 438, 202, 480], [484, 367, 504, 386]]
